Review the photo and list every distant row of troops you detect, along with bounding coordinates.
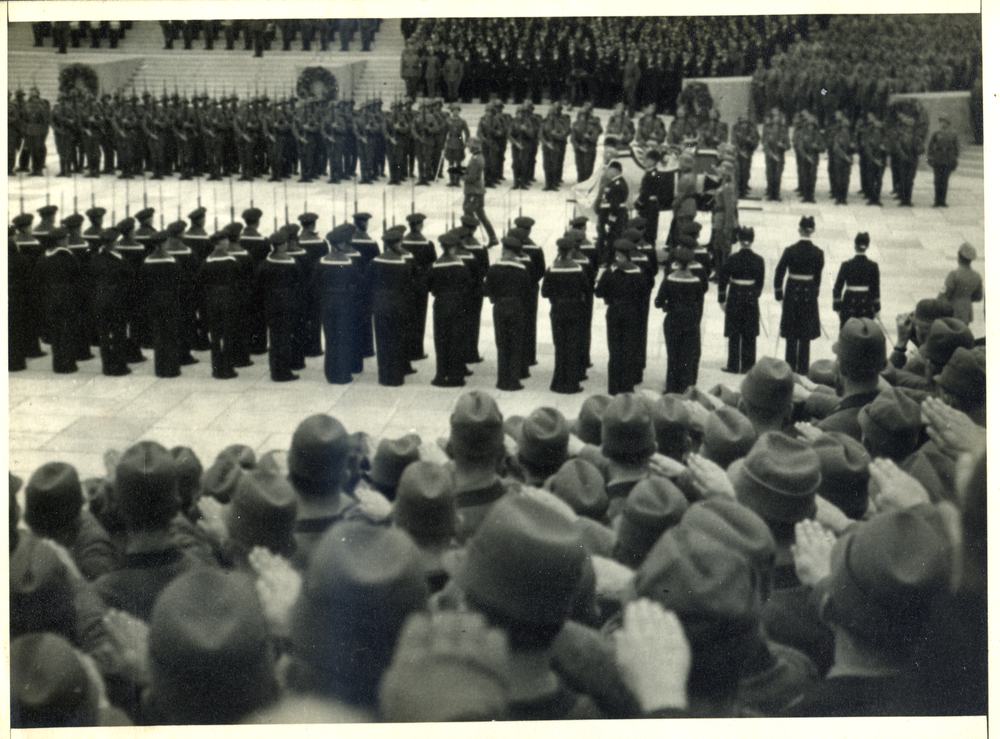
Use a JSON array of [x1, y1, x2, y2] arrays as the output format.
[[10, 202, 884, 399]]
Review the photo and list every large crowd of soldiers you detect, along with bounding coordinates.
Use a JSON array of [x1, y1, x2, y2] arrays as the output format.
[[9, 86, 469, 190]]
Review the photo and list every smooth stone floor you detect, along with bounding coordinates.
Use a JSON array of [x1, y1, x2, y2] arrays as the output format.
[[7, 142, 984, 479]]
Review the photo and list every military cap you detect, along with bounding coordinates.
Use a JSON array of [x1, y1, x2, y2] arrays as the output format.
[[148, 230, 169, 245], [115, 217, 136, 233], [85, 207, 106, 220], [242, 207, 263, 223], [328, 223, 356, 244], [500, 236, 521, 250], [25, 462, 83, 537], [99, 227, 121, 243], [740, 357, 794, 411], [166, 220, 187, 235], [460, 215, 479, 229], [672, 246, 695, 264], [730, 432, 820, 525], [353, 212, 372, 222], [37, 204, 58, 218], [919, 317, 974, 367], [934, 346, 985, 405], [857, 388, 922, 460], [61, 213, 84, 229], [12, 213, 34, 228], [569, 216, 588, 228], [135, 208, 155, 222], [298, 212, 319, 225], [606, 160, 623, 171], [799, 215, 816, 231], [513, 216, 535, 229], [269, 229, 288, 246], [601, 393, 656, 465], [508, 227, 530, 243], [555, 237, 574, 251], [406, 213, 426, 224], [628, 216, 647, 230], [914, 298, 954, 323], [382, 228, 404, 244], [958, 243, 977, 261], [736, 226, 755, 243], [855, 232, 870, 248], [623, 228, 643, 243], [282, 222, 301, 237], [437, 232, 460, 248], [612, 238, 633, 254], [392, 461, 457, 546], [188, 207, 207, 221]]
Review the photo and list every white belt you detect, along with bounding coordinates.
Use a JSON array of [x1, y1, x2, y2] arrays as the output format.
[[788, 273, 813, 281], [730, 279, 755, 286], [844, 285, 869, 292]]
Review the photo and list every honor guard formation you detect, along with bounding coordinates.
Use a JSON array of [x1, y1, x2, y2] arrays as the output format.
[[8, 13, 985, 727]]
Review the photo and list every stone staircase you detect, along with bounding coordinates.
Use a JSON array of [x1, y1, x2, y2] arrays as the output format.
[[353, 18, 406, 101]]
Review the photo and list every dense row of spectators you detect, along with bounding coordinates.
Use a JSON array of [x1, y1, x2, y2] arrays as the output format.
[[9, 286, 987, 723], [400, 15, 980, 117]]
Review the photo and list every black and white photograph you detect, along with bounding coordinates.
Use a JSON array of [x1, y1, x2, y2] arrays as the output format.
[[6, 0, 989, 731]]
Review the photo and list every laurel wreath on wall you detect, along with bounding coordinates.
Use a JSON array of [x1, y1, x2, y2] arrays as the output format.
[[296, 67, 339, 102], [58, 63, 100, 96]]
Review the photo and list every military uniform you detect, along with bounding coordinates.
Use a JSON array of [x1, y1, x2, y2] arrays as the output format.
[[858, 117, 887, 206], [89, 233, 133, 376], [762, 111, 790, 201], [141, 238, 183, 378], [350, 215, 379, 358], [571, 107, 602, 182], [655, 255, 707, 394], [401, 214, 436, 361], [485, 247, 531, 391], [255, 233, 303, 382], [34, 236, 81, 374], [596, 170, 629, 266], [891, 116, 923, 207], [311, 228, 358, 384], [926, 120, 959, 207], [718, 239, 765, 374], [443, 107, 469, 187], [369, 231, 415, 387], [541, 246, 589, 394], [827, 115, 855, 205], [427, 237, 472, 387], [775, 234, 824, 374], [539, 106, 570, 191], [594, 249, 648, 395], [833, 253, 881, 327]]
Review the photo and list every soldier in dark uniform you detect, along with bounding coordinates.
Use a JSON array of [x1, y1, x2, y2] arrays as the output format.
[[295, 212, 327, 358], [571, 103, 601, 183], [485, 236, 531, 391], [595, 161, 629, 266], [827, 110, 855, 205], [9, 89, 25, 175], [636, 103, 667, 148], [22, 88, 50, 176], [60, 213, 94, 361], [164, 219, 200, 366], [762, 108, 790, 202], [731, 115, 758, 199], [197, 232, 240, 380], [927, 117, 959, 207], [455, 215, 488, 366], [12, 213, 46, 358], [833, 232, 880, 328], [255, 229, 302, 382], [427, 232, 472, 387], [443, 104, 469, 188], [89, 227, 131, 376], [443, 51, 464, 104], [141, 230, 182, 378], [859, 113, 887, 206], [635, 149, 673, 246], [114, 217, 152, 361], [539, 103, 570, 191], [775, 216, 825, 374], [312, 224, 358, 384], [541, 237, 588, 394], [182, 207, 212, 350], [717, 226, 765, 374], [239, 207, 269, 354], [655, 246, 707, 394], [369, 227, 414, 387], [401, 213, 436, 362], [33, 227, 80, 374], [595, 239, 649, 395], [350, 212, 379, 359], [513, 217, 544, 369], [891, 113, 922, 207], [82, 207, 105, 248], [224, 222, 255, 369], [133, 208, 157, 252]]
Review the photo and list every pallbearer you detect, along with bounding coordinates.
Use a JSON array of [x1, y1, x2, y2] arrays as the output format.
[[541, 238, 588, 394], [833, 232, 880, 328], [427, 232, 472, 387], [141, 229, 182, 378], [312, 224, 359, 384], [717, 226, 765, 374], [775, 215, 824, 374]]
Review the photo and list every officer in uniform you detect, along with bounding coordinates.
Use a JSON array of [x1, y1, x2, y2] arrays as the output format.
[[426, 231, 472, 387], [369, 226, 415, 387], [571, 103, 602, 183], [512, 217, 544, 369], [732, 113, 760, 198], [311, 223, 359, 384], [34, 227, 80, 374], [859, 113, 887, 206], [775, 215, 824, 374], [762, 108, 790, 201], [350, 212, 379, 359], [255, 229, 302, 382], [595, 239, 648, 395], [485, 236, 531, 391], [22, 88, 50, 176], [655, 246, 707, 394], [141, 230, 182, 378], [164, 219, 200, 366], [455, 216, 487, 366], [539, 102, 570, 191], [827, 110, 854, 205], [87, 227, 131, 376], [296, 212, 327, 358], [891, 113, 922, 207], [927, 116, 959, 207], [833, 232, 880, 328], [717, 225, 765, 374], [595, 161, 629, 266], [462, 138, 499, 246], [443, 104, 469, 187], [399, 213, 436, 362], [541, 237, 588, 394]]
